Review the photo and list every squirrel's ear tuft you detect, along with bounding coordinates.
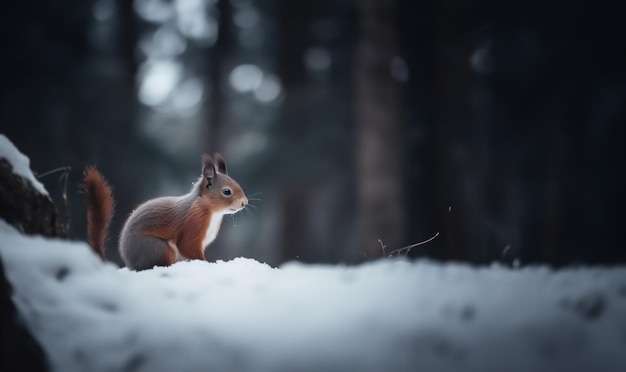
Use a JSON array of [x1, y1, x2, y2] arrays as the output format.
[[201, 154, 216, 183], [214, 153, 227, 175]]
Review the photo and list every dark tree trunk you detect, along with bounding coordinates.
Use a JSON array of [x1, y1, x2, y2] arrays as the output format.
[[355, 0, 406, 259], [274, 0, 328, 262], [115, 0, 139, 84], [424, 0, 478, 262], [207, 0, 232, 152]]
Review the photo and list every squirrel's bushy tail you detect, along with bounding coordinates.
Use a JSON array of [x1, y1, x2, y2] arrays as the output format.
[[83, 167, 114, 260]]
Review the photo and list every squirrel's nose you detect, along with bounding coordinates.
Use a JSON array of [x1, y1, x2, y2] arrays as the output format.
[[242, 198, 248, 207]]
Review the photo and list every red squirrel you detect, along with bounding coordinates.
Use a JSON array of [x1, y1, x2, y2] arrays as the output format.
[[84, 153, 248, 271]]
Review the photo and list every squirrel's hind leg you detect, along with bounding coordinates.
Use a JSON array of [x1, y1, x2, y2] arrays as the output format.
[[121, 235, 175, 271]]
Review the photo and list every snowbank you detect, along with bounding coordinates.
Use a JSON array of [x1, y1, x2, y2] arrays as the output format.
[[0, 134, 48, 196], [1, 220, 625, 372]]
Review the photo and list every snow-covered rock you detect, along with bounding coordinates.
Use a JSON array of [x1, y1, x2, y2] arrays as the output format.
[[0, 134, 65, 238], [0, 134, 47, 196]]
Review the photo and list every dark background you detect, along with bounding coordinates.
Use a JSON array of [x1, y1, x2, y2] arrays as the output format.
[[2, 0, 625, 267]]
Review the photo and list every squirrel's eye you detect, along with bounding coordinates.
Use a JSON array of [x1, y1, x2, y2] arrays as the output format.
[[222, 187, 232, 196]]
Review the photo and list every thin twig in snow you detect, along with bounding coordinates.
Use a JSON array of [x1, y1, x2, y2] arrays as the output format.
[[385, 232, 440, 257], [378, 239, 387, 256]]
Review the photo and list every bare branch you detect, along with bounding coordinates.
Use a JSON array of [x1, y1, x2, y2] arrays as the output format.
[[34, 166, 72, 179], [35, 166, 72, 231], [387, 232, 440, 257]]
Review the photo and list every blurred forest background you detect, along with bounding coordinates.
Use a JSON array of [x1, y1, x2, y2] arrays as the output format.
[[1, 0, 625, 267]]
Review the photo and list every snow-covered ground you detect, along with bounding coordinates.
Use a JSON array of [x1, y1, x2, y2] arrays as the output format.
[[1, 135, 626, 371], [1, 220, 626, 372]]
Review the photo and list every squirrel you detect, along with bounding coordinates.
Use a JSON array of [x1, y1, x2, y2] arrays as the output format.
[[83, 153, 248, 271]]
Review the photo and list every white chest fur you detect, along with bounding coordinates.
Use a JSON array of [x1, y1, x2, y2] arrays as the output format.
[[202, 213, 224, 248]]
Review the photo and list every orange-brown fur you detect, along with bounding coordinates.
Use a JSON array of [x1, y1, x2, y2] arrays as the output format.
[[83, 168, 114, 260], [177, 200, 213, 260], [140, 199, 213, 261]]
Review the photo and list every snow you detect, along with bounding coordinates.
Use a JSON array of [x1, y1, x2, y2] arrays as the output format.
[[0, 134, 48, 196], [1, 221, 626, 372]]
